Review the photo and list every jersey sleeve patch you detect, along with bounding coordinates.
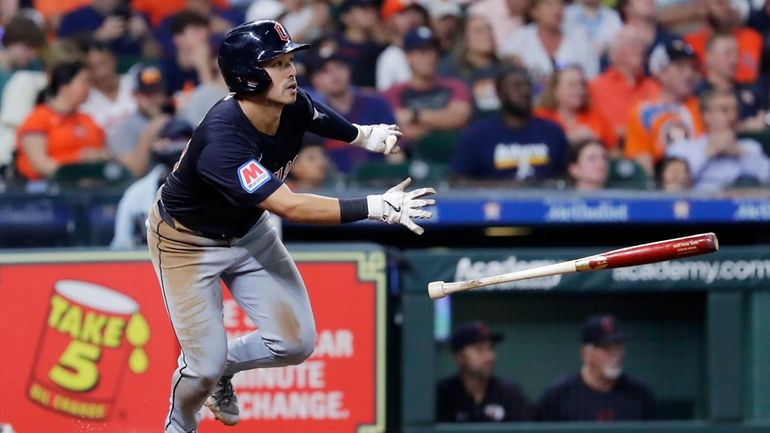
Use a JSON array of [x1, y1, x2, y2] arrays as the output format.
[[237, 159, 271, 193]]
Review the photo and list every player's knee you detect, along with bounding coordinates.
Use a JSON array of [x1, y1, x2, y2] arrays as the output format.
[[277, 333, 316, 364], [194, 359, 227, 389]]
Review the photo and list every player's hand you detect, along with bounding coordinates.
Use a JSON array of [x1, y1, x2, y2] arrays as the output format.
[[352, 123, 402, 155], [366, 178, 435, 235]]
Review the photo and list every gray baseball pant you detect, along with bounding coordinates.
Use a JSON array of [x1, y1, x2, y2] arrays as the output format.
[[147, 200, 316, 433]]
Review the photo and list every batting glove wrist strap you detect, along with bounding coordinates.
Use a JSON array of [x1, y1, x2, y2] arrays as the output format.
[[366, 177, 435, 235], [352, 123, 402, 155]]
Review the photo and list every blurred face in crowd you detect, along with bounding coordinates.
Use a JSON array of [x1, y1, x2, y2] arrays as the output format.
[[580, 0, 601, 9], [706, 35, 738, 80], [173, 23, 210, 55], [454, 340, 496, 380], [555, 67, 587, 112], [658, 59, 697, 100], [431, 15, 461, 44], [136, 90, 168, 117], [707, 0, 740, 28], [290, 145, 329, 188], [311, 60, 351, 99], [342, 4, 379, 31], [498, 70, 533, 117], [93, 0, 120, 13], [187, 0, 213, 15], [703, 93, 739, 132], [661, 159, 692, 192], [532, 0, 563, 32], [6, 43, 40, 69], [465, 15, 496, 57], [610, 27, 646, 74], [582, 342, 625, 381], [62, 69, 93, 107], [87, 49, 117, 88], [407, 47, 439, 80], [506, 0, 531, 16], [625, 0, 655, 20], [569, 141, 608, 191]]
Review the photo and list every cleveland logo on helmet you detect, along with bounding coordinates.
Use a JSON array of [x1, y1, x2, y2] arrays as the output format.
[[218, 20, 310, 95]]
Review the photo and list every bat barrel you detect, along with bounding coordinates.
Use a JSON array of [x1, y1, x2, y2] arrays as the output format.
[[575, 232, 719, 272]]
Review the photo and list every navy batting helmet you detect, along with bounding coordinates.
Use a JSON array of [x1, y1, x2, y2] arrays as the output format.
[[218, 20, 309, 95]]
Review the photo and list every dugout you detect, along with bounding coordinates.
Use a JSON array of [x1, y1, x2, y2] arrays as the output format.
[[399, 246, 770, 433]]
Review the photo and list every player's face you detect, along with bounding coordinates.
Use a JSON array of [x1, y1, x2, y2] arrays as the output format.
[[455, 340, 496, 380], [263, 53, 299, 105], [585, 342, 625, 380]]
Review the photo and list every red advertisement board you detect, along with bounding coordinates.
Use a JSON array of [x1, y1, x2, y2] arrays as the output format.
[[0, 249, 386, 433]]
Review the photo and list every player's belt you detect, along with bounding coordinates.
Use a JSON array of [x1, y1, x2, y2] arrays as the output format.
[[157, 200, 235, 241]]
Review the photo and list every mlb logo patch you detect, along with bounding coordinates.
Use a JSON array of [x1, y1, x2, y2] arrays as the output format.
[[238, 159, 270, 193]]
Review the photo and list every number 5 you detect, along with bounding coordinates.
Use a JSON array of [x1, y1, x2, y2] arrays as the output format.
[[49, 340, 101, 392]]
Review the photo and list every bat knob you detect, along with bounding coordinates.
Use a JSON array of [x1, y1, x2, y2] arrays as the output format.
[[428, 281, 446, 300]]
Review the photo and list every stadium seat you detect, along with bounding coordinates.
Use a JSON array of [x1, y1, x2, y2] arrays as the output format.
[[412, 130, 461, 164], [52, 161, 134, 189], [347, 161, 411, 188], [606, 158, 653, 190]]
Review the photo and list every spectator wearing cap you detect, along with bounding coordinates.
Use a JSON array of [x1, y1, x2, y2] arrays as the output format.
[[537, 314, 656, 421], [309, 51, 398, 174], [625, 39, 705, 175], [375, 0, 428, 91], [428, 0, 463, 55], [439, 14, 502, 120], [108, 63, 171, 177], [694, 32, 769, 133], [436, 321, 533, 422], [384, 26, 472, 143], [563, 0, 623, 62], [16, 61, 110, 181], [0, 14, 46, 99], [684, 0, 762, 84], [589, 26, 661, 140], [334, 0, 388, 88], [501, 0, 599, 98], [80, 40, 138, 131], [58, 0, 157, 60], [450, 65, 568, 182], [111, 117, 193, 249], [467, 0, 529, 54]]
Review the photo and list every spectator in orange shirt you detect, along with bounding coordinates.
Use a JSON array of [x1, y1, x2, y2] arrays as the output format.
[[16, 61, 110, 180], [625, 39, 705, 175], [589, 26, 660, 140], [684, 0, 762, 83], [535, 65, 617, 150]]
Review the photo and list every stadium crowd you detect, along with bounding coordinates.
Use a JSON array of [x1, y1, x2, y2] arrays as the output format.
[[1, 0, 770, 196]]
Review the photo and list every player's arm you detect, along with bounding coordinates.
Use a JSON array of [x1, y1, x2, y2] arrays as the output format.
[[260, 178, 435, 234], [306, 96, 402, 155]]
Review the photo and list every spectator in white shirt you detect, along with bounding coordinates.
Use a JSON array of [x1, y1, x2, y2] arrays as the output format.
[[375, 0, 428, 91], [563, 0, 623, 61], [468, 0, 530, 55], [80, 40, 137, 131], [667, 89, 770, 192], [502, 0, 599, 96]]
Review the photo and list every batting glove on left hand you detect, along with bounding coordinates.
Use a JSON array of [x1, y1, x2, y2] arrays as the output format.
[[367, 178, 435, 235], [352, 123, 402, 155]]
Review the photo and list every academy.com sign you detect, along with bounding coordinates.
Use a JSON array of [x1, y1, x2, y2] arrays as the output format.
[[613, 259, 770, 284]]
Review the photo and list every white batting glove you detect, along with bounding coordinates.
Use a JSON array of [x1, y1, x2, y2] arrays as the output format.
[[351, 123, 402, 155], [367, 178, 435, 235]]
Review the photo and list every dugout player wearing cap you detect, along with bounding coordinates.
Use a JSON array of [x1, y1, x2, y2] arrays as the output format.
[[538, 314, 656, 421], [147, 20, 435, 433], [436, 321, 533, 422]]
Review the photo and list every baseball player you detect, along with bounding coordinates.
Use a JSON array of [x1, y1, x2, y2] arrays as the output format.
[[146, 20, 435, 433]]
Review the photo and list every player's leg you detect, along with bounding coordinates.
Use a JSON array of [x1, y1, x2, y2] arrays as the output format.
[[222, 213, 317, 374], [147, 204, 234, 433]]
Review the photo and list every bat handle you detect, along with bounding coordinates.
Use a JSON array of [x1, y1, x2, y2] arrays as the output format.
[[428, 281, 447, 300]]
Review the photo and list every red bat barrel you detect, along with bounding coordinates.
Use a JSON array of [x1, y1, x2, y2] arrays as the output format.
[[575, 233, 719, 272]]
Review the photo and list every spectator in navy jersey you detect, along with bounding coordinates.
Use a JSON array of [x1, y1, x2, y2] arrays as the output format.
[[450, 64, 567, 182], [538, 314, 656, 421]]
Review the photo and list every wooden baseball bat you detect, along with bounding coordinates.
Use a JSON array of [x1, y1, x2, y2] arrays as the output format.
[[428, 232, 719, 300]]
